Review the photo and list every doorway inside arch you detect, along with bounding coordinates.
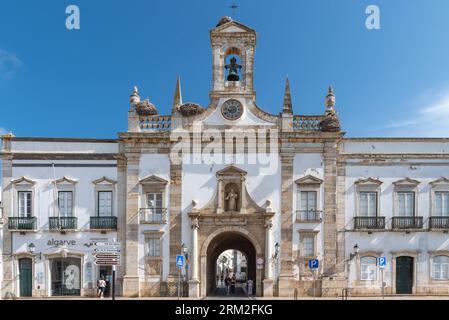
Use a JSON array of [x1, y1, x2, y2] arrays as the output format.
[[206, 232, 257, 296]]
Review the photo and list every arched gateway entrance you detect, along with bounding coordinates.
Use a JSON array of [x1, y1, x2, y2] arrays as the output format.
[[200, 227, 264, 297], [206, 232, 256, 296]]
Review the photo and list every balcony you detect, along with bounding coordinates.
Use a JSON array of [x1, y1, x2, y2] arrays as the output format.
[[296, 210, 322, 223], [429, 216, 449, 230], [90, 216, 117, 230], [8, 217, 37, 231], [140, 208, 167, 224], [392, 216, 423, 230], [49, 217, 77, 230], [354, 217, 385, 230]]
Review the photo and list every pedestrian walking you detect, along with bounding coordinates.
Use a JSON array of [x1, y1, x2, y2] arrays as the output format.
[[97, 276, 106, 299], [230, 274, 236, 294], [225, 276, 230, 295], [247, 279, 253, 296]]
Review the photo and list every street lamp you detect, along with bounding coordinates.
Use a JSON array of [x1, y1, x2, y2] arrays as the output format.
[[274, 242, 280, 261], [28, 243, 41, 260], [344, 244, 360, 300], [349, 244, 360, 261]]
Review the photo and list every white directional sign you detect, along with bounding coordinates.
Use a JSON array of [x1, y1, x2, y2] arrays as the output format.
[[95, 242, 121, 247], [94, 242, 122, 266], [94, 248, 121, 253]]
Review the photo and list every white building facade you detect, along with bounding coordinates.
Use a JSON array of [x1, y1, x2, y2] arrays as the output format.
[[1, 17, 449, 298]]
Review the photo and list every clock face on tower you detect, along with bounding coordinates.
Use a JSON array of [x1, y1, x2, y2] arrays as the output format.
[[221, 99, 243, 120]]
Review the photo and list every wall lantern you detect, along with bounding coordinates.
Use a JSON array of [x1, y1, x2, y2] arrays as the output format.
[[349, 244, 360, 261]]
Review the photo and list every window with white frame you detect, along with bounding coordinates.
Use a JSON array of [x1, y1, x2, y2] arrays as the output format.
[[147, 237, 162, 258], [359, 192, 377, 217], [432, 255, 449, 280], [299, 191, 317, 220], [146, 193, 163, 217], [58, 191, 73, 217], [98, 191, 113, 216], [18, 191, 32, 217], [397, 192, 415, 216], [300, 234, 315, 257], [360, 256, 377, 281], [435, 192, 449, 217]]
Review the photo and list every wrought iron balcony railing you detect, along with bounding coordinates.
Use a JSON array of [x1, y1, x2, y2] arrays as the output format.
[[49, 217, 77, 230], [8, 217, 37, 230], [90, 216, 117, 230], [429, 216, 449, 229], [354, 217, 385, 230], [296, 210, 322, 222], [392, 216, 423, 230], [140, 208, 167, 224]]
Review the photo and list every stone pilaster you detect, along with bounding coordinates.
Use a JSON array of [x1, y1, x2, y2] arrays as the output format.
[[336, 159, 346, 275], [1, 136, 13, 298], [263, 219, 274, 297], [278, 152, 295, 296], [188, 216, 200, 297], [122, 152, 140, 297], [322, 139, 339, 276], [168, 163, 182, 276], [116, 153, 127, 294]]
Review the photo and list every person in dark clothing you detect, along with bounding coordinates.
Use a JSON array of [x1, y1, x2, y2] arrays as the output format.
[[230, 274, 236, 294]]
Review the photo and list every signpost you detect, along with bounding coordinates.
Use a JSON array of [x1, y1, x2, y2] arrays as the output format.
[[309, 259, 319, 299], [176, 255, 184, 300], [94, 241, 121, 300], [378, 256, 387, 300]]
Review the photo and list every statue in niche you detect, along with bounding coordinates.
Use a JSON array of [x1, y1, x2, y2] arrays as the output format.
[[225, 57, 242, 81], [225, 188, 239, 211]]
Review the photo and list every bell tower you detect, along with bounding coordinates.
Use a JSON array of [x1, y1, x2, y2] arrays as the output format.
[[210, 17, 257, 100]]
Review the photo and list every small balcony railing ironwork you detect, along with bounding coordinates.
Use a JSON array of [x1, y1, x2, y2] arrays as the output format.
[[429, 216, 449, 229], [90, 216, 117, 230], [139, 208, 167, 224], [354, 217, 385, 230], [392, 216, 423, 230], [8, 217, 37, 230], [296, 210, 322, 222], [49, 217, 77, 230]]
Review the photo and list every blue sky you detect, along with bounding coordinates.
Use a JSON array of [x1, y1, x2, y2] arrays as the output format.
[[1, 0, 449, 138]]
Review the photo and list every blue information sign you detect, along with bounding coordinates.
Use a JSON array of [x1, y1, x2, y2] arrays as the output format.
[[378, 256, 387, 269], [176, 255, 184, 268], [309, 259, 319, 269]]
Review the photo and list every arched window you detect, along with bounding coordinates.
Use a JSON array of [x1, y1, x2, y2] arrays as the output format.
[[432, 255, 449, 280], [360, 256, 377, 281]]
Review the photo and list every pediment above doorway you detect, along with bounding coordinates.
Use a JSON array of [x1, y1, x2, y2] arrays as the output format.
[[190, 165, 272, 216]]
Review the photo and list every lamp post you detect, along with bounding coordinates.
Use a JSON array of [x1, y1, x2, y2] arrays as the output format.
[[28, 242, 41, 260], [345, 244, 360, 300]]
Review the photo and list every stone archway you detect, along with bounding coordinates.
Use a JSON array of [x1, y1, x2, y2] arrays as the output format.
[[200, 227, 263, 297]]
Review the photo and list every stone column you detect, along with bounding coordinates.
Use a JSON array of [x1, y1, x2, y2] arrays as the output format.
[[122, 152, 140, 297], [240, 177, 247, 213], [116, 154, 127, 295], [168, 163, 182, 277], [278, 152, 295, 297], [321, 137, 346, 296], [217, 178, 223, 214], [322, 139, 338, 275], [188, 217, 200, 297], [263, 219, 274, 297]]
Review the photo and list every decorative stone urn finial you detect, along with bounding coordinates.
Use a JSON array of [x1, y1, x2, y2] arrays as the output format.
[[320, 85, 341, 132], [325, 85, 335, 111], [130, 86, 140, 105]]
